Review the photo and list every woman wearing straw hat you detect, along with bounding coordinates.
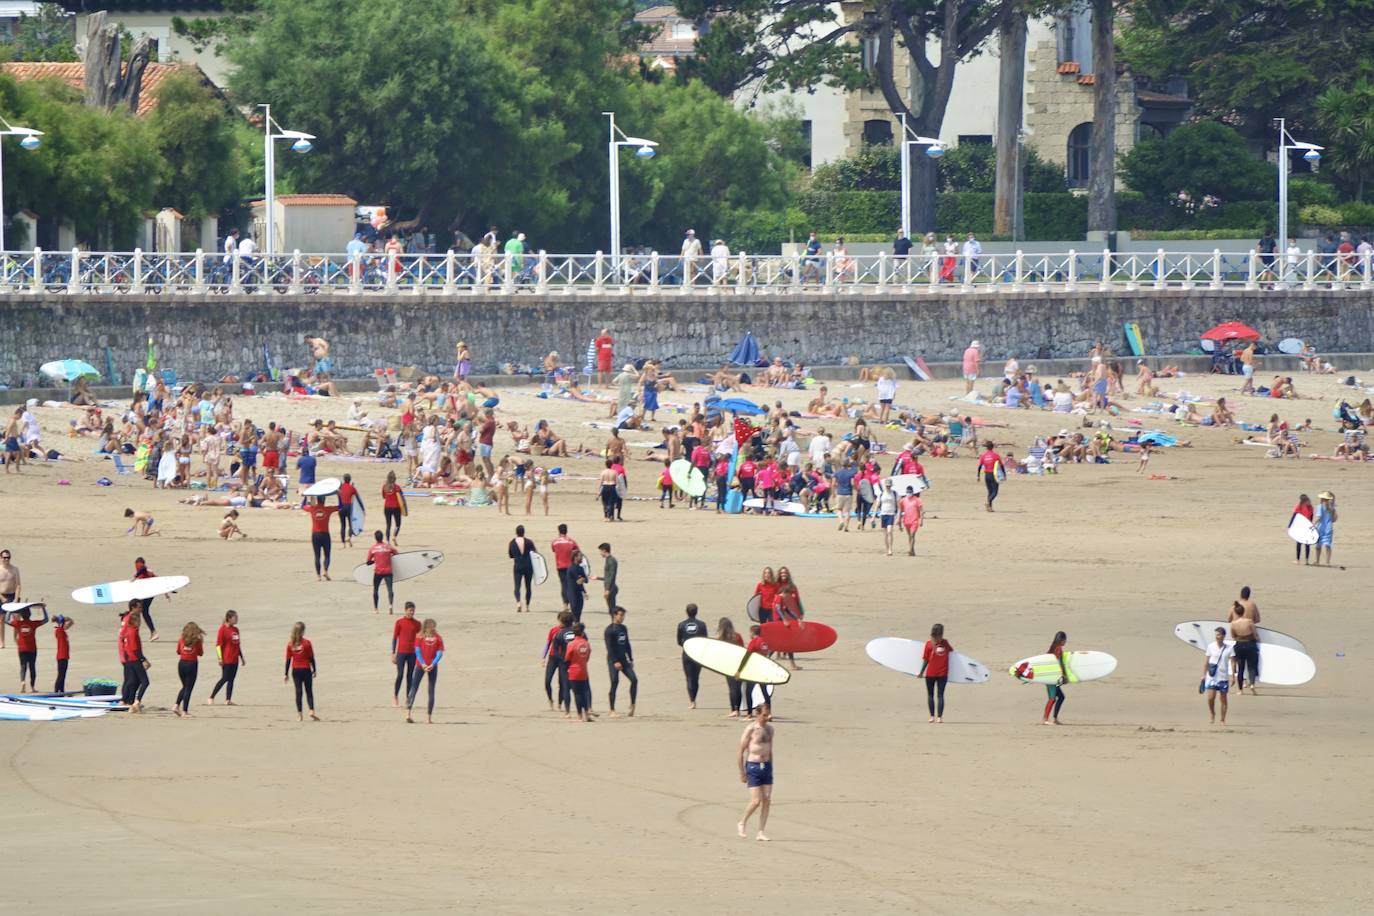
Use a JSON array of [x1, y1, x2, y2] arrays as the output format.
[[1314, 491, 1338, 566], [454, 341, 472, 381]]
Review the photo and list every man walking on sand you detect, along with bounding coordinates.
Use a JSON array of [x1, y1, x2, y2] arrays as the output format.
[[962, 340, 981, 394], [737, 706, 774, 841]]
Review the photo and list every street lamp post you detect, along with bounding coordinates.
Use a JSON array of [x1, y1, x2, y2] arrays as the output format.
[[0, 115, 43, 252], [1275, 117, 1322, 258], [898, 112, 944, 240], [604, 111, 658, 276], [259, 103, 314, 254]]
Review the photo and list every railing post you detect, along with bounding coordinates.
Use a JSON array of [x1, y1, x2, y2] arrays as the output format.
[[191, 248, 204, 294], [289, 249, 303, 294], [502, 252, 515, 294], [927, 251, 938, 292], [537, 250, 548, 294], [792, 253, 802, 292], [29, 247, 41, 293], [443, 250, 455, 295], [1210, 249, 1223, 289], [1153, 249, 1166, 289], [1303, 251, 1316, 290], [347, 252, 360, 296], [650, 251, 660, 289], [594, 251, 605, 290], [1363, 250, 1373, 291], [1098, 249, 1111, 291], [824, 252, 835, 291], [1066, 249, 1077, 291], [132, 248, 143, 291], [1246, 250, 1258, 290], [876, 251, 888, 291], [961, 253, 973, 292], [69, 248, 82, 295], [230, 251, 242, 294], [1013, 250, 1024, 292]]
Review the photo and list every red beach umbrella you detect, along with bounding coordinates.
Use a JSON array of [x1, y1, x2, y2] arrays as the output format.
[[1200, 321, 1261, 342]]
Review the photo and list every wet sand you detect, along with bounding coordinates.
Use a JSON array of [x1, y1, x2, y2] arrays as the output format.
[[3, 366, 1372, 914]]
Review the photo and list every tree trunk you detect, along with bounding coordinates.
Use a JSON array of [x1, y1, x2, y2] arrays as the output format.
[[1087, 0, 1116, 234], [994, 11, 1027, 238], [82, 11, 154, 114]]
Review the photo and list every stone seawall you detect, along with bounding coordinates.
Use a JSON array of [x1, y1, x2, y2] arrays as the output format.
[[2, 289, 1371, 386]]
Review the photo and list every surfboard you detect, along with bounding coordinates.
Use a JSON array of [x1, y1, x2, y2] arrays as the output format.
[[71, 575, 190, 606], [615, 474, 627, 499], [1277, 337, 1303, 355], [1124, 321, 1146, 357], [1287, 515, 1318, 545], [530, 552, 549, 586], [864, 637, 992, 684], [745, 593, 762, 622], [350, 493, 366, 537], [668, 459, 707, 497], [1010, 650, 1117, 684], [398, 492, 409, 517], [903, 356, 932, 381], [682, 637, 791, 685], [350, 550, 443, 585], [0, 697, 109, 720], [2, 694, 127, 711], [1172, 620, 1308, 655], [857, 478, 875, 503], [579, 557, 591, 582], [1, 601, 44, 614], [887, 473, 927, 495], [759, 620, 836, 653], [303, 477, 340, 497], [742, 498, 809, 514]]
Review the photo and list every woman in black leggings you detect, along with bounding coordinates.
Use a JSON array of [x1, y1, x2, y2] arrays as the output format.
[[119, 604, 151, 713], [977, 441, 1004, 512], [917, 623, 951, 723], [542, 611, 573, 712], [209, 609, 244, 705], [507, 525, 537, 613], [284, 621, 319, 722], [382, 470, 403, 545], [304, 497, 338, 581], [173, 622, 205, 718], [405, 617, 444, 724]]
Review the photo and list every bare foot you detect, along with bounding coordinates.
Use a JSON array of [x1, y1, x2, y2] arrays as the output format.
[[405, 714, 413, 724], [726, 711, 739, 718], [688, 701, 696, 710], [206, 698, 214, 705], [1042, 719, 1051, 726], [323, 573, 331, 581], [174, 708, 183, 718], [738, 821, 747, 838], [756, 832, 770, 842], [936, 716, 943, 724], [150, 633, 160, 641], [297, 713, 304, 722], [628, 704, 635, 717], [928, 716, 935, 723], [309, 712, 320, 721], [225, 701, 236, 706]]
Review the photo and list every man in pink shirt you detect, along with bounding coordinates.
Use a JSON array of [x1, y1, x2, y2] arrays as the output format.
[[962, 340, 982, 394]]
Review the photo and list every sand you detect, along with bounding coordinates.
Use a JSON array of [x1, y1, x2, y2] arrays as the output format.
[[3, 365, 1372, 914]]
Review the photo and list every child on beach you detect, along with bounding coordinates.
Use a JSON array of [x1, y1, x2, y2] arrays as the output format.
[[219, 509, 247, 540], [124, 508, 160, 536]]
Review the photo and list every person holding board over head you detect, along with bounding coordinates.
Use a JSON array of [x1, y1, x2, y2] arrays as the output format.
[[918, 624, 951, 723], [1042, 631, 1069, 725], [737, 706, 775, 841], [1203, 626, 1234, 726], [406, 617, 444, 724], [208, 610, 244, 705], [366, 531, 399, 615], [392, 602, 422, 707], [303, 497, 339, 582], [284, 621, 319, 722], [52, 614, 74, 693], [676, 603, 709, 709]]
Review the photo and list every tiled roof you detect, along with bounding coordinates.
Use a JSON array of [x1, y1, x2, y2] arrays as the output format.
[[0, 61, 206, 117], [250, 194, 358, 208], [1135, 89, 1192, 108], [634, 4, 696, 57], [1057, 61, 1081, 74]]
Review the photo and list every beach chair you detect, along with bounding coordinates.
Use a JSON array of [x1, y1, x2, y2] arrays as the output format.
[[1025, 446, 1045, 476], [111, 453, 134, 475]]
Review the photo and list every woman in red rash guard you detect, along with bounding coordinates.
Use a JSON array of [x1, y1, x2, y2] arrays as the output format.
[[302, 497, 339, 581], [367, 530, 399, 615], [52, 614, 74, 693], [208, 609, 245, 705], [564, 621, 592, 723], [977, 440, 1004, 512], [284, 621, 319, 722], [406, 618, 444, 724], [752, 566, 778, 624], [774, 566, 803, 671], [917, 623, 952, 723], [173, 622, 205, 718], [382, 470, 403, 545], [119, 603, 151, 713]]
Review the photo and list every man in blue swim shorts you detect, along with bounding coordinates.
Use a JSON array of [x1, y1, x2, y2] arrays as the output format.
[[737, 707, 774, 841]]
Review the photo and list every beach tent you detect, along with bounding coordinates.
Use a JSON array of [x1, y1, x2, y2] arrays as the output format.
[[1200, 321, 1261, 342], [728, 332, 759, 366]]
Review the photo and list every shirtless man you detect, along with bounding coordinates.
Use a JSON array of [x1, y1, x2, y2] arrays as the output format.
[[713, 367, 743, 392], [1228, 587, 1261, 695], [3, 409, 22, 474], [0, 548, 19, 648], [261, 423, 284, 479], [305, 336, 331, 374], [604, 429, 627, 465], [737, 707, 775, 841]]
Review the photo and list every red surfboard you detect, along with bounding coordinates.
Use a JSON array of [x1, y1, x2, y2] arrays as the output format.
[[760, 620, 837, 654]]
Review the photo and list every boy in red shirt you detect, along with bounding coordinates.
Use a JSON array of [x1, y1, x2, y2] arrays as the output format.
[[8, 603, 48, 692], [564, 622, 592, 722], [392, 602, 422, 706], [366, 530, 399, 614], [336, 474, 358, 547], [53, 613, 73, 693], [550, 524, 579, 611]]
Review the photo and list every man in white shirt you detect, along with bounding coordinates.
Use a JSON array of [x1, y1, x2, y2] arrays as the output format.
[[681, 229, 703, 285], [962, 233, 982, 277], [238, 235, 257, 256], [778, 429, 800, 471], [1285, 238, 1301, 285], [1203, 627, 1234, 725], [710, 238, 730, 285], [808, 428, 832, 467]]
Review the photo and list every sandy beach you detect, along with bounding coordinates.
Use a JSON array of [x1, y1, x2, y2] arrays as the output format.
[[3, 362, 1373, 914]]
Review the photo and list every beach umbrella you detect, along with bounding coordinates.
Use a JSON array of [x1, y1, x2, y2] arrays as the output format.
[[39, 359, 100, 381], [1200, 321, 1261, 342], [728, 331, 759, 366]]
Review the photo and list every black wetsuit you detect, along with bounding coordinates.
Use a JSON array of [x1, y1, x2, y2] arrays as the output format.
[[676, 616, 709, 702], [604, 621, 637, 710]]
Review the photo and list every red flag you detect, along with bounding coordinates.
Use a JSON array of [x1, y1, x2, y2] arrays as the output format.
[[733, 418, 755, 444]]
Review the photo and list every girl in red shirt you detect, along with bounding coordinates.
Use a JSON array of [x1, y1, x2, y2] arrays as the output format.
[[1292, 493, 1315, 565], [284, 621, 319, 722], [53, 614, 73, 693], [918, 623, 952, 723], [8, 604, 47, 693], [752, 567, 778, 624], [174, 622, 205, 718], [406, 618, 445, 724], [302, 497, 339, 581], [119, 603, 151, 713], [977, 441, 1004, 511], [209, 610, 245, 705], [564, 622, 592, 722], [382, 470, 403, 544], [775, 566, 803, 670]]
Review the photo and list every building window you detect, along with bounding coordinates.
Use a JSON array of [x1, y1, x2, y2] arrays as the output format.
[[861, 12, 879, 73], [863, 119, 893, 146], [801, 119, 813, 170], [1067, 122, 1092, 187], [958, 135, 993, 146], [1057, 14, 1076, 64]]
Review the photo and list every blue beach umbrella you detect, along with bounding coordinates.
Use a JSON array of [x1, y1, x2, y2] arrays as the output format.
[[728, 331, 759, 366], [40, 359, 100, 381]]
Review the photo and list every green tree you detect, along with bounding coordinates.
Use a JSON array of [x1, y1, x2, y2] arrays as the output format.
[[811, 142, 1061, 193], [1119, 122, 1275, 207], [1315, 80, 1374, 201], [147, 71, 243, 219], [6, 3, 77, 61]]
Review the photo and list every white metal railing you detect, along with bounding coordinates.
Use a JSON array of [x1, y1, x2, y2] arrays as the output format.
[[1, 248, 1372, 295]]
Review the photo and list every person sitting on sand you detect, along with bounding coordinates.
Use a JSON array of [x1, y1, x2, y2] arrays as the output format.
[[762, 358, 788, 387], [1135, 361, 1159, 397], [70, 378, 97, 406], [219, 510, 248, 540], [531, 420, 570, 458], [713, 367, 744, 392], [1211, 398, 1236, 427]]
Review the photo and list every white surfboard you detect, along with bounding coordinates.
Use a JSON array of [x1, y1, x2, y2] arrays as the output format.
[[3, 694, 127, 711], [745, 593, 762, 622], [742, 498, 808, 514], [1277, 337, 1303, 355], [0, 697, 110, 720], [1, 601, 45, 614], [1175, 630, 1316, 686], [865, 637, 991, 684], [303, 477, 341, 497], [683, 637, 791, 685], [1173, 620, 1307, 655], [530, 552, 549, 586], [350, 493, 366, 537], [1010, 650, 1117, 684], [1287, 515, 1318, 546], [71, 575, 189, 606], [350, 550, 443, 585], [887, 473, 927, 495]]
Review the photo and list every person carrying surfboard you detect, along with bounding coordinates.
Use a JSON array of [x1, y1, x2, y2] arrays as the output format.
[[976, 442, 1004, 512], [303, 497, 339, 582], [737, 707, 774, 841], [1042, 632, 1069, 725], [676, 604, 710, 709], [129, 558, 160, 640], [1291, 494, 1315, 565], [366, 531, 399, 615], [337, 475, 358, 548], [918, 624, 951, 723]]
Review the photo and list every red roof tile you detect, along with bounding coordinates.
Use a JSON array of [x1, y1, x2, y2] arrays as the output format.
[[0, 61, 209, 117]]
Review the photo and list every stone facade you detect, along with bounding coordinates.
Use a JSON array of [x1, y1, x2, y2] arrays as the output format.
[[1024, 38, 1139, 179], [2, 290, 1371, 387]]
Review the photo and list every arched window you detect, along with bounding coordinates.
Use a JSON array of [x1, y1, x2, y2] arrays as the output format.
[[863, 119, 893, 146], [1067, 122, 1092, 187]]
